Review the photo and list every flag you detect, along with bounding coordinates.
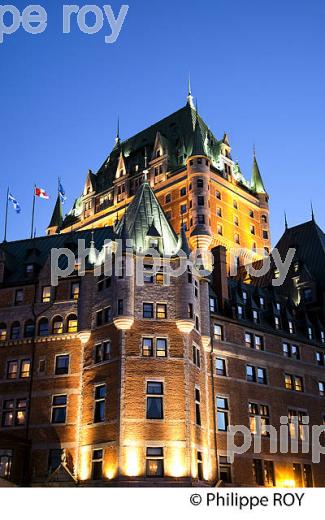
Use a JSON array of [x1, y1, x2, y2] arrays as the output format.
[[34, 186, 50, 199], [58, 179, 67, 203], [8, 192, 21, 214]]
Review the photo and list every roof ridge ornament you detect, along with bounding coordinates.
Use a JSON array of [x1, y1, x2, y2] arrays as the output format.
[[187, 73, 194, 109]]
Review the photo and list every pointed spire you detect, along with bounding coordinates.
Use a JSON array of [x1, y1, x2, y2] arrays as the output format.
[[311, 201, 315, 222], [191, 113, 206, 157], [48, 194, 63, 232], [284, 211, 288, 230], [251, 150, 266, 194], [115, 115, 121, 146], [187, 74, 194, 109]]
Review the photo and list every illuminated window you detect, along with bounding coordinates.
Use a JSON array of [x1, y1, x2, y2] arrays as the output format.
[[274, 316, 280, 330], [0, 323, 7, 341], [156, 338, 167, 357], [319, 381, 325, 397], [156, 303, 167, 319], [6, 361, 18, 380], [51, 395, 67, 424], [252, 310, 259, 324], [42, 286, 51, 303], [52, 316, 63, 335], [0, 450, 12, 478], [146, 447, 164, 477], [55, 355, 69, 375], [307, 326, 313, 340], [253, 459, 275, 486], [216, 396, 229, 431], [146, 382, 163, 419], [156, 271, 164, 285], [20, 359, 31, 378], [71, 282, 80, 300], [1, 399, 26, 428], [288, 410, 307, 441], [249, 403, 270, 436], [316, 352, 324, 366], [67, 315, 78, 333], [288, 320, 294, 334], [94, 385, 106, 423], [285, 374, 304, 392], [142, 337, 153, 357]]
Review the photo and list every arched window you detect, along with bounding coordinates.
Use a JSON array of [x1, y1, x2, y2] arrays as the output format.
[[0, 323, 7, 341], [38, 318, 49, 337], [67, 314, 78, 333], [24, 320, 35, 338], [261, 214, 268, 224], [52, 316, 63, 335], [10, 321, 20, 340]]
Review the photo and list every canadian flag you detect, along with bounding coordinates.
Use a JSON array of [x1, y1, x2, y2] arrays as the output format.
[[34, 186, 50, 199]]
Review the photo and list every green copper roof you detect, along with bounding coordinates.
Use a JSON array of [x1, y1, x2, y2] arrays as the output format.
[[115, 181, 179, 255], [251, 155, 267, 194], [49, 195, 63, 230], [191, 116, 206, 157]]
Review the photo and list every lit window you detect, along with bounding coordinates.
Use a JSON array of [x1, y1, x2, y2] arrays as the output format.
[[319, 381, 325, 397], [0, 450, 12, 478], [67, 315, 78, 333], [52, 317, 63, 335], [316, 352, 324, 366], [285, 374, 303, 392], [288, 410, 308, 441], [7, 361, 18, 380], [288, 320, 294, 334], [308, 327, 313, 340], [249, 403, 270, 436], [42, 286, 51, 303], [0, 324, 7, 341], [156, 338, 167, 357], [209, 297, 217, 312], [156, 303, 167, 319], [142, 337, 153, 357], [20, 359, 31, 378], [146, 447, 164, 477], [71, 282, 80, 300]]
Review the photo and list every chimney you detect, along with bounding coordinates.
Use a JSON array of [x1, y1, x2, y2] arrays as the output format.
[[211, 245, 229, 310]]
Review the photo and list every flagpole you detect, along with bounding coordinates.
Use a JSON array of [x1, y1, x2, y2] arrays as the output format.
[[30, 185, 36, 239], [4, 187, 9, 242]]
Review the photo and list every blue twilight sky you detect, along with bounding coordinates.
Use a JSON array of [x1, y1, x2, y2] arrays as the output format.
[[0, 0, 324, 244]]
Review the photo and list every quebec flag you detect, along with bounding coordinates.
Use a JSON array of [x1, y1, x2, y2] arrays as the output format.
[[8, 192, 21, 214]]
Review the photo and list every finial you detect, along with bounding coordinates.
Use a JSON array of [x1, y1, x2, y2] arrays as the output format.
[[144, 146, 148, 169], [187, 73, 194, 108], [253, 144, 256, 158], [284, 211, 288, 230], [115, 115, 120, 145], [311, 201, 315, 222]]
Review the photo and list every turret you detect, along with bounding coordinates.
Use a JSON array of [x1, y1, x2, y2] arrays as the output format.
[[187, 115, 212, 252], [251, 151, 268, 205]]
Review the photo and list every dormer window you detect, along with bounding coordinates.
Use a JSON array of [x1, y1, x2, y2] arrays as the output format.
[[321, 330, 325, 343], [149, 239, 159, 249], [26, 264, 34, 274], [274, 316, 280, 330], [237, 305, 243, 319], [276, 302, 281, 312], [242, 291, 247, 303], [252, 310, 259, 324], [259, 296, 265, 308], [307, 327, 313, 340]]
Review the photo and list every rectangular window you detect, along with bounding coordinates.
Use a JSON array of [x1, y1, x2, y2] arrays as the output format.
[[245, 332, 253, 348], [71, 282, 80, 300], [146, 447, 164, 477], [94, 340, 111, 364], [216, 358, 226, 376], [252, 459, 264, 485], [180, 204, 187, 214], [117, 299, 124, 315], [156, 338, 167, 357], [195, 388, 201, 426], [96, 310, 103, 327], [197, 196, 204, 206], [146, 382, 163, 420], [92, 449, 103, 480], [288, 410, 307, 441], [142, 337, 153, 357], [0, 450, 12, 478], [255, 335, 263, 350], [246, 365, 267, 384], [316, 352, 324, 366], [188, 303, 193, 319], [214, 324, 223, 341], [156, 303, 167, 319], [192, 344, 200, 368], [94, 385, 106, 423], [253, 459, 276, 486], [51, 395, 67, 424], [55, 355, 69, 375], [103, 307, 111, 323], [1, 399, 27, 427], [303, 464, 313, 487], [283, 343, 300, 359], [319, 381, 325, 397], [143, 303, 154, 319], [285, 374, 304, 392], [209, 297, 217, 312], [216, 397, 229, 431], [42, 286, 51, 303], [7, 360, 18, 380], [143, 265, 154, 283], [15, 289, 23, 305], [219, 456, 232, 483], [249, 403, 270, 436]]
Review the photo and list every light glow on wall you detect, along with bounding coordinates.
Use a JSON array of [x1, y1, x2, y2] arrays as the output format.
[[167, 448, 186, 478], [124, 446, 141, 477], [79, 446, 91, 481]]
